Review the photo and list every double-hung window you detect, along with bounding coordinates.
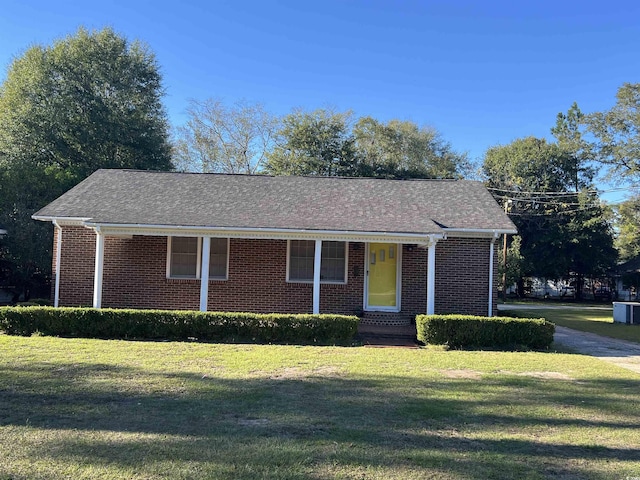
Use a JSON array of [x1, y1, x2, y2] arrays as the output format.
[[208, 238, 229, 279], [287, 240, 347, 283], [169, 237, 199, 278], [167, 237, 229, 280]]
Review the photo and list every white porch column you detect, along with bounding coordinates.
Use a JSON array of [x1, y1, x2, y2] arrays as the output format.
[[488, 236, 497, 317], [200, 236, 211, 312], [313, 239, 322, 314], [53, 222, 62, 308], [426, 239, 437, 315], [92, 230, 105, 309]]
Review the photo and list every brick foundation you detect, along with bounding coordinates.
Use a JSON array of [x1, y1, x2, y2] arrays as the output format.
[[53, 226, 496, 317]]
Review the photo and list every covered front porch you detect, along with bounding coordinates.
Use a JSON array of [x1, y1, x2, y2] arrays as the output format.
[[50, 222, 458, 318]]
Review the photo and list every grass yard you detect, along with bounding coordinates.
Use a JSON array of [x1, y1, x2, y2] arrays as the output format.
[[1, 335, 639, 479], [504, 307, 640, 344]]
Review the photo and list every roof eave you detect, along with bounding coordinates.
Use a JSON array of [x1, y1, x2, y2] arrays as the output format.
[[33, 217, 517, 241], [32, 215, 92, 226], [443, 227, 518, 238]]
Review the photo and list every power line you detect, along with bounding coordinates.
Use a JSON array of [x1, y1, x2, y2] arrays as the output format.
[[507, 206, 602, 217], [487, 185, 639, 196], [488, 187, 593, 196], [488, 186, 636, 211], [491, 196, 598, 208]]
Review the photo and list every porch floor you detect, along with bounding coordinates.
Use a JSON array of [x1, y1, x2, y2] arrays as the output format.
[[356, 322, 419, 348]]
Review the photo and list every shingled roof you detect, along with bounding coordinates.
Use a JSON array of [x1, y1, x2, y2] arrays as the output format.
[[34, 169, 516, 235]]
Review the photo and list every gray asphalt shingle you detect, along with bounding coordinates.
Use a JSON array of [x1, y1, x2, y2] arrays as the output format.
[[34, 169, 516, 235]]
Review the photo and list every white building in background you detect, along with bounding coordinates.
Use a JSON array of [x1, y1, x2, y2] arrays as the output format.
[[615, 257, 640, 302]]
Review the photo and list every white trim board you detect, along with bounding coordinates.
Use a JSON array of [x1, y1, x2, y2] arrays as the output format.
[[33, 218, 451, 244]]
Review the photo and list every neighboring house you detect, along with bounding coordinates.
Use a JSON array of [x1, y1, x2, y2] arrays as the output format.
[[33, 170, 516, 324], [615, 257, 640, 301]]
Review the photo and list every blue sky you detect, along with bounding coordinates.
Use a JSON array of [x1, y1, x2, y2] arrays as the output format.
[[1, 0, 638, 199]]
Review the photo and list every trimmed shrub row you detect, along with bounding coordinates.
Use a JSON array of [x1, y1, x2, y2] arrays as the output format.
[[416, 314, 555, 349], [0, 307, 359, 345]]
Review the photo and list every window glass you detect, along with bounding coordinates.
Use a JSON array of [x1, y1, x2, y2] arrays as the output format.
[[170, 237, 198, 278], [288, 240, 346, 283], [209, 238, 228, 279], [321, 241, 346, 282], [289, 240, 315, 281]]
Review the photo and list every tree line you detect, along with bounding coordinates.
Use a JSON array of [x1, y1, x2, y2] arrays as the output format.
[[1, 27, 639, 300], [173, 100, 470, 179]]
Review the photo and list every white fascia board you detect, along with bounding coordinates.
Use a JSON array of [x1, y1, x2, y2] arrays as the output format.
[[444, 227, 518, 238], [32, 215, 91, 226], [83, 222, 446, 244]]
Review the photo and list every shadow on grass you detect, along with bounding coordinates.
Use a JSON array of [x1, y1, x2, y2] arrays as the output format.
[[1, 362, 639, 479]]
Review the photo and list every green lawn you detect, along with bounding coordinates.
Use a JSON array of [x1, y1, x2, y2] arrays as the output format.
[[503, 307, 640, 344], [1, 335, 639, 479]]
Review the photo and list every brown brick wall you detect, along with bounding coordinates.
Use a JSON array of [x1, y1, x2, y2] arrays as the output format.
[[434, 237, 496, 316], [57, 226, 96, 306], [203, 239, 364, 315], [55, 227, 365, 315], [102, 234, 200, 310], [53, 227, 496, 316], [400, 245, 427, 316]]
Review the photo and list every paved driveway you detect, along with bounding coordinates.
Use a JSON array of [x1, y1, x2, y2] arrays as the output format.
[[497, 304, 640, 374], [553, 326, 640, 374], [497, 304, 611, 311]]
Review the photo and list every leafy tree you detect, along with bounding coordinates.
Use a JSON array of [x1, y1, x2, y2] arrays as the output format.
[[353, 117, 469, 179], [615, 195, 640, 262], [483, 137, 615, 298], [265, 109, 359, 176], [551, 102, 596, 190], [0, 27, 172, 299], [265, 109, 468, 179], [561, 193, 617, 295], [585, 83, 640, 183], [483, 137, 586, 194], [0, 161, 60, 300], [173, 98, 278, 174], [498, 235, 524, 295]]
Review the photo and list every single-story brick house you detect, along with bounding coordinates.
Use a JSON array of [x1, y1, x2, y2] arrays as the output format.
[[33, 169, 516, 324]]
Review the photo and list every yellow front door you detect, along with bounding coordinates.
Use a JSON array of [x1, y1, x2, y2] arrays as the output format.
[[367, 243, 398, 308]]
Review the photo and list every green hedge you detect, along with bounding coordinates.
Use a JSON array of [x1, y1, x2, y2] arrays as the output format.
[[0, 307, 359, 345], [416, 314, 555, 349]]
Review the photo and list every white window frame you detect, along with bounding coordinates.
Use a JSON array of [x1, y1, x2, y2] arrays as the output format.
[[166, 236, 229, 280], [286, 240, 348, 284]]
